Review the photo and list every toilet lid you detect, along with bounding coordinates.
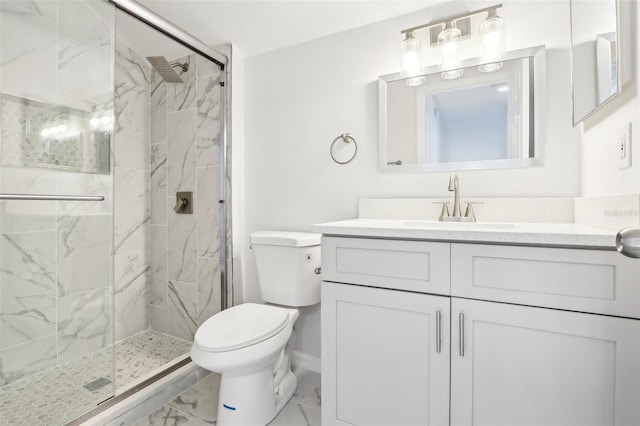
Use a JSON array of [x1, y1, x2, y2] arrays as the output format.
[[194, 303, 289, 352]]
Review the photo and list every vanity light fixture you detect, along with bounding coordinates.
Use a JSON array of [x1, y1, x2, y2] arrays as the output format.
[[438, 21, 463, 80], [478, 7, 505, 72], [400, 31, 422, 78], [399, 4, 504, 81]]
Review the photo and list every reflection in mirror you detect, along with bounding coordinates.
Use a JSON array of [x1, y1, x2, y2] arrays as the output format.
[[379, 45, 545, 173], [570, 0, 619, 124], [421, 83, 509, 163]]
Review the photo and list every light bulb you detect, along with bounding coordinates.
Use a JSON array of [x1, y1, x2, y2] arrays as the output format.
[[438, 21, 463, 79], [400, 32, 422, 78], [90, 117, 100, 127], [478, 9, 505, 72]]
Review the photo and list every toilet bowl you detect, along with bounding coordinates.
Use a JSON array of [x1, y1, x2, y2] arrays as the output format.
[[192, 303, 300, 425], [190, 231, 321, 426]]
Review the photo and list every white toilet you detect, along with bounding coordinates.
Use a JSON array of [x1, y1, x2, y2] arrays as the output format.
[[191, 231, 321, 426]]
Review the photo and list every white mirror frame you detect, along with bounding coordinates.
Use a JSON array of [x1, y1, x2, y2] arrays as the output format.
[[570, 0, 621, 125], [379, 45, 546, 173]]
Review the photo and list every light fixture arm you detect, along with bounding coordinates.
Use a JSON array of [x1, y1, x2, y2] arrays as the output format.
[[400, 4, 502, 37]]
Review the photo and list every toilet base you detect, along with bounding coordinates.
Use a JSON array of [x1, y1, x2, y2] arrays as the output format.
[[216, 366, 298, 426]]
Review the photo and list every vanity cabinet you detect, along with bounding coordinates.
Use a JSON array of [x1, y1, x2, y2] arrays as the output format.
[[450, 297, 640, 426], [321, 281, 450, 426], [321, 236, 640, 426]]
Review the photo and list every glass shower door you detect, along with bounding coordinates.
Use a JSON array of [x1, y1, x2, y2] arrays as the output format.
[[0, 0, 116, 424]]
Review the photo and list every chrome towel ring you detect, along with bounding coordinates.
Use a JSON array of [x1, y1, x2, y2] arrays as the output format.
[[330, 133, 358, 165]]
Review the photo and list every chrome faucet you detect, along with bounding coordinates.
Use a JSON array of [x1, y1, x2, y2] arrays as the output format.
[[448, 173, 461, 217]]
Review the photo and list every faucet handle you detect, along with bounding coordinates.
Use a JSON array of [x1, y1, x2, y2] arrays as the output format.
[[438, 202, 450, 222], [464, 202, 477, 222]]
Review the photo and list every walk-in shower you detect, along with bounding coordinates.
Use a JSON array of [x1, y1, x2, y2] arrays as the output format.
[[0, 0, 231, 424]]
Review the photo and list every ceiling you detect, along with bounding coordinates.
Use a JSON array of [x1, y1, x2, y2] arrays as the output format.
[[132, 1, 441, 58]]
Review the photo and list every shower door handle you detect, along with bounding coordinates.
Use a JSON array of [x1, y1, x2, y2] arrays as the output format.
[[616, 227, 640, 258], [0, 193, 104, 201]]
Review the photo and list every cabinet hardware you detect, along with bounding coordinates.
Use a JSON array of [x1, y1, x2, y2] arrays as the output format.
[[459, 312, 465, 357], [436, 310, 442, 353]]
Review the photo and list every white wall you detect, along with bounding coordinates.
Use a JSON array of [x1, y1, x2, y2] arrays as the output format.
[[241, 1, 583, 358], [582, 0, 640, 198]]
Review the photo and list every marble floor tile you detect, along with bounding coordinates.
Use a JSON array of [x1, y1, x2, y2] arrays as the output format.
[[267, 401, 321, 426], [184, 418, 213, 426], [134, 366, 322, 426], [290, 367, 321, 409], [134, 405, 191, 426], [167, 373, 220, 423]]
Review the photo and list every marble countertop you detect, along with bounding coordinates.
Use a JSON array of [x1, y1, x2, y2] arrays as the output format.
[[311, 218, 618, 249]]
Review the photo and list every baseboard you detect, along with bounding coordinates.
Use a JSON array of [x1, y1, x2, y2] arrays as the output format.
[[291, 350, 321, 373]]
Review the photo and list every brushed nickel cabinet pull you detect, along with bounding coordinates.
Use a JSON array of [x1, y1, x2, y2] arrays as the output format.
[[436, 310, 442, 353], [459, 312, 465, 357]]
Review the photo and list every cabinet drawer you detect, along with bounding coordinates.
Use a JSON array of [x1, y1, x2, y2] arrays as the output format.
[[451, 243, 640, 318], [322, 236, 450, 295]]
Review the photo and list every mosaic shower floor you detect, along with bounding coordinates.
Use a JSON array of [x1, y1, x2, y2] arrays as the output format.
[[0, 330, 192, 426]]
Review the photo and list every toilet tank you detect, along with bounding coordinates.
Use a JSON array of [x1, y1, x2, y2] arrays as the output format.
[[250, 231, 321, 307]]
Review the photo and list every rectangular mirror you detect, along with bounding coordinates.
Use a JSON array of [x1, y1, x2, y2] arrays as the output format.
[[570, 0, 620, 124], [379, 45, 545, 173]]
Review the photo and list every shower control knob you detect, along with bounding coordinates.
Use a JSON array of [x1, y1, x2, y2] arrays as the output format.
[[616, 227, 640, 258]]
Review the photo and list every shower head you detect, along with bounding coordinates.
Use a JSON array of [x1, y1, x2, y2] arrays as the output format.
[[146, 56, 187, 83]]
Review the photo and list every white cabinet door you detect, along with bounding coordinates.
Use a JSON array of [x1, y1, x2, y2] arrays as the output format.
[[451, 298, 640, 426], [322, 282, 450, 426]]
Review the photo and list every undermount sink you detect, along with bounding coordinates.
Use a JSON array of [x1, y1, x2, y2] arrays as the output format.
[[402, 220, 517, 230]]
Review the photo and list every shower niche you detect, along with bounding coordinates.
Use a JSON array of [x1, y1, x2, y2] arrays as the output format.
[[1, 94, 111, 174]]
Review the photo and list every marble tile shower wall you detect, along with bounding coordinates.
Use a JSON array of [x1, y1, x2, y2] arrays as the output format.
[[149, 53, 224, 340], [0, 0, 115, 386], [113, 36, 152, 342]]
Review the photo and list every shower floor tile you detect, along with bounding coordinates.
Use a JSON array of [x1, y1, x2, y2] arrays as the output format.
[[115, 330, 192, 390], [0, 330, 191, 426]]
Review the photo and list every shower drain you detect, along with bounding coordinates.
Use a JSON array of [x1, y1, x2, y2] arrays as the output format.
[[83, 377, 112, 392]]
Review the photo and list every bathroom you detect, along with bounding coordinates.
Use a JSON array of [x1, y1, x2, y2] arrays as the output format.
[[0, 0, 638, 425]]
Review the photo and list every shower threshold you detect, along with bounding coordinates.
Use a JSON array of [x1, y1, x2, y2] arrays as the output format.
[[0, 330, 192, 426]]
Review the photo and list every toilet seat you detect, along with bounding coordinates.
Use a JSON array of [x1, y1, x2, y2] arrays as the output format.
[[194, 303, 289, 353]]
